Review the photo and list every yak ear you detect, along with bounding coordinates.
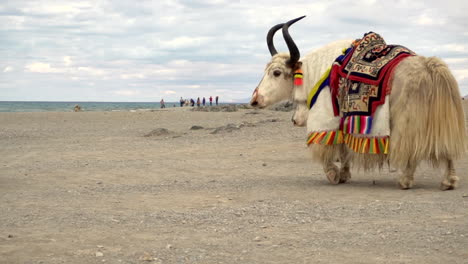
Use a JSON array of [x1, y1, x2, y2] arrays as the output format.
[[291, 61, 302, 72]]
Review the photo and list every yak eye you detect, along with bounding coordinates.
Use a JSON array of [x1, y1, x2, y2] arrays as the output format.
[[273, 70, 282, 77]]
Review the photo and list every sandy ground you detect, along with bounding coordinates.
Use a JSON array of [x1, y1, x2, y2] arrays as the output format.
[[1, 104, 467, 264]]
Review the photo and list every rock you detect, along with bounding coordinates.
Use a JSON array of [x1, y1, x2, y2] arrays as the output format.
[[240, 121, 256, 127], [96, 252, 104, 257], [144, 128, 172, 137], [237, 104, 252, 109], [210, 123, 241, 134], [190, 104, 239, 112], [190, 125, 204, 130], [138, 252, 154, 262], [262, 163, 267, 167], [254, 236, 262, 242], [270, 101, 294, 112]]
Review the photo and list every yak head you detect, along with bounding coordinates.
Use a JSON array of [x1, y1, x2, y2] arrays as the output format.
[[250, 16, 305, 109]]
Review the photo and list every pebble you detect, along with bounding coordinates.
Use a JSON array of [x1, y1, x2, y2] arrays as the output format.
[[262, 163, 267, 166], [254, 236, 261, 242], [96, 252, 104, 257], [166, 244, 173, 249], [138, 252, 154, 262]]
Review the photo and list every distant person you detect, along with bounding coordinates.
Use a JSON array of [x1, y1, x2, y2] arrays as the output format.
[[215, 96, 219, 105], [73, 104, 82, 112], [190, 98, 195, 107], [209, 96, 213, 106], [180, 97, 184, 107], [197, 97, 201, 107], [202, 97, 206, 106], [185, 99, 189, 106], [160, 99, 166, 108]]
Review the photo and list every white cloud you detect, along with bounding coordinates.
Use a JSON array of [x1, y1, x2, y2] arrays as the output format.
[[76, 67, 106, 76], [120, 73, 146, 79], [25, 62, 62, 73], [443, 44, 466, 53], [63, 56, 72, 66], [3, 66, 13, 73], [159, 36, 212, 49], [453, 69, 468, 82], [414, 14, 446, 26], [114, 90, 141, 96], [444, 58, 468, 64], [20, 2, 92, 15], [164, 90, 176, 94]]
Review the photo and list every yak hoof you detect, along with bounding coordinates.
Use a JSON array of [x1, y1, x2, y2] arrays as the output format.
[[440, 175, 459, 191], [326, 168, 340, 185], [398, 177, 414, 190], [339, 169, 351, 183]]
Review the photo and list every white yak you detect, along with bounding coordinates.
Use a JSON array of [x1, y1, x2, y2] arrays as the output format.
[[250, 16, 466, 190]]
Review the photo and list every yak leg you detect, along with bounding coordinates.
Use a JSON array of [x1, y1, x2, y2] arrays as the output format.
[[339, 146, 351, 183], [398, 162, 418, 189], [440, 159, 458, 191], [324, 161, 340, 185]]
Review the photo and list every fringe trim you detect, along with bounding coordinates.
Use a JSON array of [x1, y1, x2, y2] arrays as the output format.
[[344, 134, 389, 154], [306, 130, 389, 154], [307, 130, 344, 146]]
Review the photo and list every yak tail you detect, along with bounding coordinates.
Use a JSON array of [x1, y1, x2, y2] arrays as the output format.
[[389, 56, 466, 168]]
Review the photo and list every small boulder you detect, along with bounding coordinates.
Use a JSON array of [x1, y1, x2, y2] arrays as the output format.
[[190, 125, 204, 130], [144, 128, 172, 137]]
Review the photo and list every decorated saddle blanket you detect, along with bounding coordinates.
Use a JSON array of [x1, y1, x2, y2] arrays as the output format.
[[329, 32, 415, 130], [305, 32, 415, 154]]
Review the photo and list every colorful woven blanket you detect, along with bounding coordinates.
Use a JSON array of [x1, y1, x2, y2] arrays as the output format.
[[305, 32, 416, 154], [329, 32, 415, 131]]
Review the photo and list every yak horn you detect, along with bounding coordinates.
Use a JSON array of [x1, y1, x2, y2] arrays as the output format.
[[266, 23, 284, 56], [282, 15, 305, 67]]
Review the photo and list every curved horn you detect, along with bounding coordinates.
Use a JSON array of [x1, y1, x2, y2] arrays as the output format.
[[266, 23, 284, 56], [282, 15, 306, 66]]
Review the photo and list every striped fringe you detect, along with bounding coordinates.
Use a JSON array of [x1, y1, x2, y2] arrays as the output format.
[[307, 130, 344, 146], [344, 134, 389, 154], [343, 115, 373, 134], [306, 130, 389, 154]]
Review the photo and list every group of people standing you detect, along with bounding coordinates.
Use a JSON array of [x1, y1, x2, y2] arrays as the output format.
[[179, 96, 219, 107], [159, 96, 219, 109]]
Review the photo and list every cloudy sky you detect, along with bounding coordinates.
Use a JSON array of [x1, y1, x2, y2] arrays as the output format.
[[1, 0, 467, 102]]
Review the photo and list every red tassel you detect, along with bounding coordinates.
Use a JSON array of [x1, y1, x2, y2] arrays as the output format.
[[294, 69, 303, 86]]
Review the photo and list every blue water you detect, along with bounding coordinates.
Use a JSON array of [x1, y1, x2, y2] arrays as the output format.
[[0, 101, 180, 112]]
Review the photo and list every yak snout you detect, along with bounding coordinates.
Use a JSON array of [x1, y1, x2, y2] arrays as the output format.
[[250, 88, 264, 108], [291, 116, 300, 127]]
